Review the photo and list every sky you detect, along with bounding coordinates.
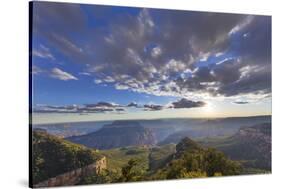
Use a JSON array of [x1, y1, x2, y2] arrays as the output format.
[[31, 2, 272, 124]]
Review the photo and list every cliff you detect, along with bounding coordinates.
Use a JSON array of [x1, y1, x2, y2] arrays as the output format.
[[215, 123, 271, 170], [67, 121, 157, 150], [33, 157, 106, 188], [31, 131, 106, 187]]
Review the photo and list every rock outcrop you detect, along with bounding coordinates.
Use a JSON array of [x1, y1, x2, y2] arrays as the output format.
[[67, 120, 157, 150], [218, 123, 271, 170], [33, 157, 106, 188]]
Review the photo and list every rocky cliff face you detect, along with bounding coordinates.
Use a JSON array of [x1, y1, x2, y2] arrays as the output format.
[[67, 121, 157, 150], [31, 131, 106, 187], [219, 122, 271, 170], [33, 157, 107, 188], [236, 123, 271, 144]]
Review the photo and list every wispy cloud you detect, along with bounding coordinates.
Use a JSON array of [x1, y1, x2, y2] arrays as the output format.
[[32, 65, 43, 75], [32, 44, 55, 60], [49, 68, 78, 81]]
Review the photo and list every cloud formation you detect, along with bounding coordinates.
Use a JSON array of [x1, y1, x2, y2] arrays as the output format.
[[34, 98, 206, 113], [34, 102, 123, 114], [32, 2, 271, 101], [171, 98, 206, 109], [32, 44, 55, 60]]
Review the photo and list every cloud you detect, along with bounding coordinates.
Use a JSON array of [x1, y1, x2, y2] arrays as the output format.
[[94, 79, 103, 84], [32, 66, 43, 75], [33, 2, 271, 101], [84, 102, 121, 108], [33, 104, 79, 113], [79, 72, 91, 76], [233, 101, 249, 105], [33, 98, 206, 113], [32, 44, 55, 60], [49, 68, 78, 81], [151, 46, 162, 58], [170, 98, 205, 109], [144, 104, 164, 111], [33, 102, 124, 114], [127, 102, 138, 107], [116, 108, 125, 112]]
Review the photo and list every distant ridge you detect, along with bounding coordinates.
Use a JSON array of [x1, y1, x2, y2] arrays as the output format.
[[66, 120, 157, 150]]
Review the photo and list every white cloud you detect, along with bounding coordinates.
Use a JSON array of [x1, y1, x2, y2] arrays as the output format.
[[32, 44, 55, 60], [151, 46, 162, 58], [229, 15, 254, 35], [126, 48, 144, 65], [94, 79, 102, 84], [164, 59, 186, 73], [115, 83, 129, 90], [104, 76, 115, 83], [50, 68, 78, 81], [79, 72, 91, 76], [32, 66, 43, 75]]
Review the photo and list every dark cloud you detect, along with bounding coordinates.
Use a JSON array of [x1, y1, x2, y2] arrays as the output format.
[[217, 65, 271, 96], [171, 98, 205, 109], [84, 102, 120, 108], [127, 102, 138, 107], [233, 101, 249, 105], [144, 104, 164, 111], [78, 107, 114, 113], [116, 108, 125, 112], [32, 1, 93, 64]]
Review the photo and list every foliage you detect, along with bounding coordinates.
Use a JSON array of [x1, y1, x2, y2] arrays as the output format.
[[80, 158, 147, 184], [32, 132, 244, 186], [99, 138, 241, 183], [80, 169, 121, 184], [101, 146, 149, 171], [119, 158, 147, 182], [149, 144, 175, 171], [158, 147, 241, 179], [32, 131, 101, 184]]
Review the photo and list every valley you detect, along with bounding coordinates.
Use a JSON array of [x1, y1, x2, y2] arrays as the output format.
[[31, 115, 272, 186]]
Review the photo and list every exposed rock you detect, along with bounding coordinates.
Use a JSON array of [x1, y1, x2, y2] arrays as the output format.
[[218, 123, 271, 170], [67, 121, 157, 150], [33, 157, 106, 188]]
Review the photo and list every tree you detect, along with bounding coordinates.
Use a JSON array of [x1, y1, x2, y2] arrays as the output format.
[[80, 169, 121, 184], [119, 158, 147, 182], [159, 147, 241, 179]]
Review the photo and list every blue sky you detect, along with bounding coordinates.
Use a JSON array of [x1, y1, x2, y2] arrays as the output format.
[[31, 2, 271, 123]]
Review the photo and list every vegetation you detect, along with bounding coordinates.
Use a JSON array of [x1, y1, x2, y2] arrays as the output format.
[[32, 131, 102, 184], [79, 169, 121, 184], [119, 158, 147, 182], [82, 137, 241, 184], [149, 138, 241, 180], [198, 123, 272, 171], [33, 122, 271, 186], [148, 144, 175, 170], [100, 146, 149, 171]]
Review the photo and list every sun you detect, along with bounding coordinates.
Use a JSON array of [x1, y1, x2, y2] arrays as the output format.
[[203, 102, 215, 114]]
